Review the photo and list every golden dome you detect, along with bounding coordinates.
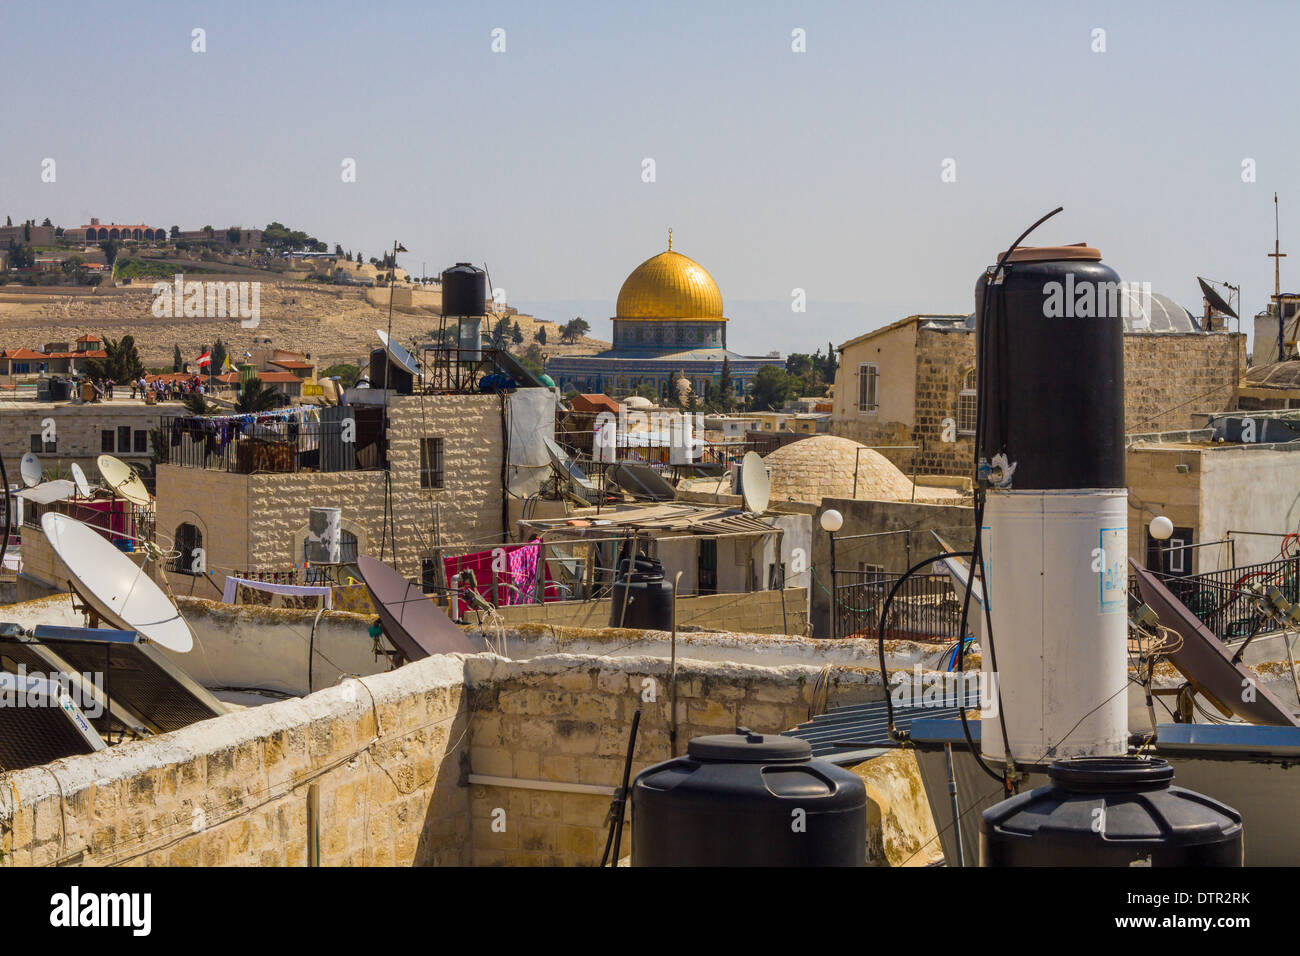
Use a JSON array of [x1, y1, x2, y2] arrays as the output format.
[[615, 246, 725, 321]]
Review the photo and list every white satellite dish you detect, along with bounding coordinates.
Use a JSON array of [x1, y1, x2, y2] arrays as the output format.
[[376, 329, 423, 379], [70, 462, 91, 498], [41, 513, 194, 652], [740, 451, 770, 515], [19, 453, 41, 488], [97, 454, 152, 507]]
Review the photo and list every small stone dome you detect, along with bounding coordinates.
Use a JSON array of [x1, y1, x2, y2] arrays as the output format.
[[763, 435, 914, 502]]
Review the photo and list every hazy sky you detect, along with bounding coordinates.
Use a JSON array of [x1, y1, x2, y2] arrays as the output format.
[[1, 0, 1294, 355]]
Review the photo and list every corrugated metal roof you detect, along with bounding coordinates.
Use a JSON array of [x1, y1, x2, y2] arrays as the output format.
[[536, 504, 775, 535], [783, 688, 982, 758]]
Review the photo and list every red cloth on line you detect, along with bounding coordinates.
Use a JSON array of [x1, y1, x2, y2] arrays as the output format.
[[443, 541, 555, 617]]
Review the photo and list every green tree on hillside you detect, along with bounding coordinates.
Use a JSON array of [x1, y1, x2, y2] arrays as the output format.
[[210, 339, 228, 373], [99, 238, 122, 266], [534, 326, 547, 346], [172, 344, 183, 373]]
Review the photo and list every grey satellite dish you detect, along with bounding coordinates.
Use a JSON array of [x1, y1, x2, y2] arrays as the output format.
[[607, 461, 676, 501], [544, 437, 599, 503], [19, 453, 41, 488], [41, 513, 194, 653], [356, 555, 473, 661], [376, 329, 423, 379], [1197, 277, 1238, 320], [70, 462, 91, 498], [1131, 559, 1300, 727], [740, 451, 769, 515]]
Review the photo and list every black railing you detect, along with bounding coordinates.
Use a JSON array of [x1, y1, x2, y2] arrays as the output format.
[[833, 571, 965, 641], [1133, 556, 1300, 641], [159, 417, 386, 474]]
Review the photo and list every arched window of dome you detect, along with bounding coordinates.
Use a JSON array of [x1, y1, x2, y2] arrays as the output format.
[[958, 367, 977, 434]]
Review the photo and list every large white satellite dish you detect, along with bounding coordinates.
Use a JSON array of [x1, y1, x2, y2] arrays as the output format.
[[97, 454, 152, 507], [70, 462, 91, 498], [41, 513, 193, 652], [740, 451, 770, 515], [376, 329, 423, 379], [19, 453, 41, 488]]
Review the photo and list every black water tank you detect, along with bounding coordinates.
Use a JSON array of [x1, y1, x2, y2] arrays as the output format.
[[632, 731, 866, 866], [980, 756, 1243, 866], [441, 262, 487, 317], [975, 246, 1125, 489], [369, 347, 413, 394], [609, 555, 673, 630]]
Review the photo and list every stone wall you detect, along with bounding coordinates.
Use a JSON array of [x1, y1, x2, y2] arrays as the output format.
[[0, 400, 182, 484], [0, 655, 473, 866], [1122, 333, 1243, 435], [832, 325, 1244, 477], [463, 652, 883, 866], [383, 393, 505, 580], [491, 587, 809, 635], [0, 636, 918, 868], [152, 392, 505, 589]]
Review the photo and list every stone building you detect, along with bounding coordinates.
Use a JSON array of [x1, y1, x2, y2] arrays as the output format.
[[831, 300, 1245, 476], [154, 392, 507, 595], [0, 397, 182, 487], [548, 235, 784, 399]]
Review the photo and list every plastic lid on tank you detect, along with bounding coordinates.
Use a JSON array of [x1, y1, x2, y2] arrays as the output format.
[[1048, 756, 1174, 792], [999, 243, 1101, 263], [687, 729, 812, 763]]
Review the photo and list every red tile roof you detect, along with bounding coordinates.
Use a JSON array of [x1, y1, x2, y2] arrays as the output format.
[[570, 393, 622, 415], [253, 371, 303, 384], [1, 348, 49, 360], [76, 334, 101, 343]]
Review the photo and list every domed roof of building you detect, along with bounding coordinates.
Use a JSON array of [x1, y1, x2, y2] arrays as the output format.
[[615, 239, 724, 321], [763, 435, 915, 503]]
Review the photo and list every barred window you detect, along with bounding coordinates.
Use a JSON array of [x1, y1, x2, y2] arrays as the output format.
[[420, 437, 444, 489], [958, 368, 977, 434]]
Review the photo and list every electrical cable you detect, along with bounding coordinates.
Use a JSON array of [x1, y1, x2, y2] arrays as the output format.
[[960, 206, 1064, 792]]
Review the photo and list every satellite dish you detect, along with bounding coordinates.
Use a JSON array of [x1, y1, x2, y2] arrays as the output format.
[[41, 513, 194, 652], [376, 329, 423, 379], [70, 462, 91, 498], [19, 453, 41, 488], [1197, 277, 1238, 320], [740, 451, 769, 515], [606, 461, 676, 501], [356, 555, 473, 661], [97, 454, 152, 507]]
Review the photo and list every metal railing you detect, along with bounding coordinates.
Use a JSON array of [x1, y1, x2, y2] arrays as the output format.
[[833, 570, 965, 641], [1133, 556, 1300, 642], [159, 417, 384, 474]]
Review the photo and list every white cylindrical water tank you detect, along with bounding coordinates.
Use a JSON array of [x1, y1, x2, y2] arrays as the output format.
[[980, 489, 1129, 763], [307, 507, 342, 564]]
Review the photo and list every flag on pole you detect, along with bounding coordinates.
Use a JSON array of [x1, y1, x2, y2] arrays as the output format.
[[196, 351, 211, 368], [222, 354, 233, 373]]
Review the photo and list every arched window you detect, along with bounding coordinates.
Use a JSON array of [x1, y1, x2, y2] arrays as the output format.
[[957, 368, 978, 435], [171, 522, 203, 575]]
